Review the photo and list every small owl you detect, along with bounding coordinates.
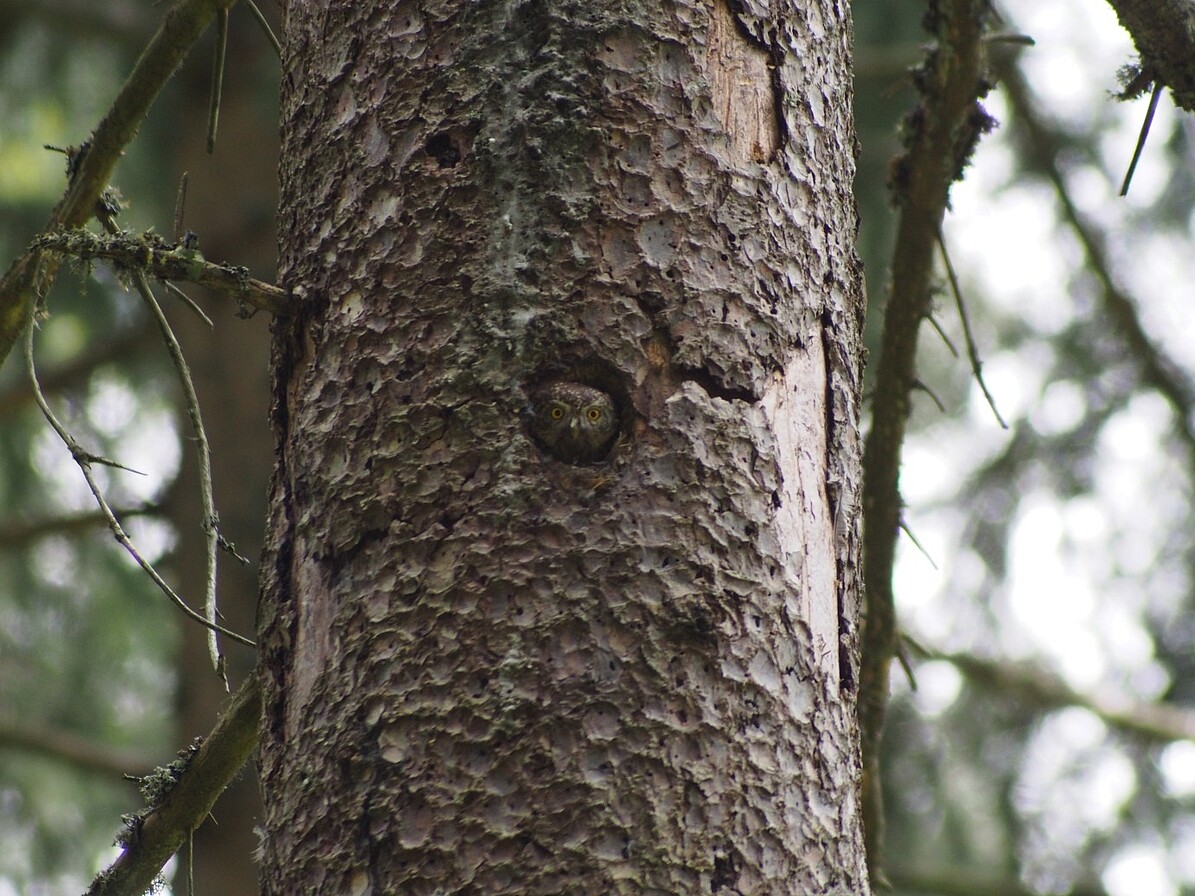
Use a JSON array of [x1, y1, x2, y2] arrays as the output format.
[[528, 382, 619, 464]]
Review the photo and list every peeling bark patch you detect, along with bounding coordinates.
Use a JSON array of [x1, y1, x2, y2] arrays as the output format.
[[760, 346, 838, 687], [705, 0, 780, 165]]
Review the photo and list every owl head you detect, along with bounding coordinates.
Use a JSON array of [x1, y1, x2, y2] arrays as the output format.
[[528, 382, 619, 464]]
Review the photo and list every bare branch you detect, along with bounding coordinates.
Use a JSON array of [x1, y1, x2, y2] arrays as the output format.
[[0, 716, 156, 779], [937, 230, 1007, 428], [30, 228, 293, 320], [32, 228, 293, 316], [859, 0, 999, 877], [0, 504, 161, 549], [207, 8, 229, 154], [163, 281, 215, 328], [0, 0, 240, 369], [925, 312, 960, 358], [22, 316, 254, 649], [940, 650, 1195, 743], [95, 208, 229, 681], [86, 672, 262, 896], [1119, 82, 1162, 196], [0, 323, 150, 415], [244, 0, 282, 58]]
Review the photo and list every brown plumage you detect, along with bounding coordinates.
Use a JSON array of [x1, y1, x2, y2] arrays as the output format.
[[528, 382, 619, 464]]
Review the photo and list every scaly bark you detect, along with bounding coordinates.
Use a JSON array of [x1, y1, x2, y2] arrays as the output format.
[[259, 0, 866, 891]]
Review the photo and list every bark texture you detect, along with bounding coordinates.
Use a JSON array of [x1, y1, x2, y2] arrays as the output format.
[[260, 0, 866, 892]]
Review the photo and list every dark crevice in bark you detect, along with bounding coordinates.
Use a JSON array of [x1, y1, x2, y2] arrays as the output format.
[[423, 131, 464, 168], [528, 355, 623, 390], [633, 290, 667, 316], [632, 290, 760, 405], [711, 843, 742, 892], [663, 597, 721, 649], [820, 311, 856, 697], [261, 311, 307, 739], [262, 520, 293, 739], [438, 508, 465, 534], [837, 608, 857, 694], [724, 0, 767, 49], [677, 364, 759, 404], [768, 38, 789, 157]]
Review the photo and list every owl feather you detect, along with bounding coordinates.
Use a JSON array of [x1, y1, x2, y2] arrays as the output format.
[[528, 382, 618, 464]]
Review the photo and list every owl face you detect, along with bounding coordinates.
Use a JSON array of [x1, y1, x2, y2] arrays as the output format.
[[529, 383, 619, 464]]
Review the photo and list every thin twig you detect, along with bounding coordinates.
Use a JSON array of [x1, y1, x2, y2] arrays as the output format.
[[1119, 81, 1162, 197], [244, 0, 282, 58], [173, 171, 189, 240], [22, 316, 252, 648], [98, 209, 230, 683], [937, 230, 1008, 429], [899, 520, 939, 570], [911, 379, 947, 414], [163, 280, 214, 328], [926, 311, 960, 357], [186, 832, 195, 896], [207, 8, 228, 154], [894, 647, 918, 692]]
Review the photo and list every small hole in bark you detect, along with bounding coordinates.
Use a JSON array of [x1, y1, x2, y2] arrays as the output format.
[[425, 132, 461, 167]]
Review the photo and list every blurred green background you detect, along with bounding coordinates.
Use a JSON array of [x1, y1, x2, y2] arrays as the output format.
[[1, 2, 1193, 895]]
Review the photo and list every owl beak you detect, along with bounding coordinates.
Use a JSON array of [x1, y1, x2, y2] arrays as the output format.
[[569, 419, 580, 434]]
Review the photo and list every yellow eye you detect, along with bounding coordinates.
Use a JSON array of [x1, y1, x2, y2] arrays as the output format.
[[549, 406, 565, 420], [587, 407, 602, 422]]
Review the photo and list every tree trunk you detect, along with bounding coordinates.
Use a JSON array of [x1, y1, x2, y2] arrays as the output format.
[[259, 0, 867, 892]]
